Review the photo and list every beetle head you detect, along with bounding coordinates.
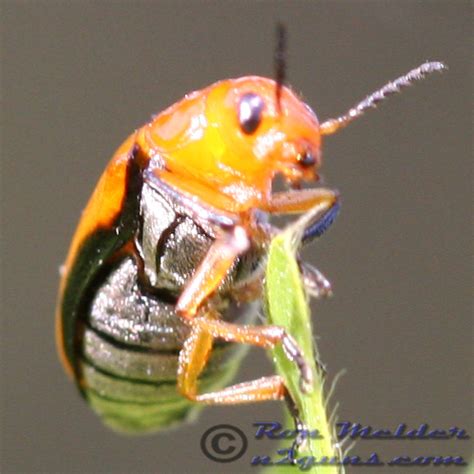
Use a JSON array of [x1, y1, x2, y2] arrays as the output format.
[[205, 76, 323, 191]]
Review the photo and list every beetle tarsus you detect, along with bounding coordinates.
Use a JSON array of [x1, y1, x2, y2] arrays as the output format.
[[284, 388, 311, 460], [299, 261, 333, 299], [281, 333, 313, 392]]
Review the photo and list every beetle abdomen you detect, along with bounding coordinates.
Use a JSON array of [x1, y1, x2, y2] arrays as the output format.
[[82, 338, 246, 433], [81, 256, 257, 433], [89, 258, 189, 350]]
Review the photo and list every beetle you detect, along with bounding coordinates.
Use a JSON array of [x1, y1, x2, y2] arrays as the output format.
[[56, 39, 445, 432]]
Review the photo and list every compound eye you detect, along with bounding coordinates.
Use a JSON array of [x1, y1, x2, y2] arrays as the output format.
[[238, 93, 264, 135], [297, 150, 316, 167]]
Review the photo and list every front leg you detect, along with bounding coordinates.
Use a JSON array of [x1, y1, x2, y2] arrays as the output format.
[[264, 188, 340, 244], [264, 188, 339, 215], [261, 188, 339, 301], [299, 261, 333, 299], [230, 188, 339, 303]]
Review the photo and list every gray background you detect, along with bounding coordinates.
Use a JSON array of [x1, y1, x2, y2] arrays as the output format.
[[1, 1, 471, 473]]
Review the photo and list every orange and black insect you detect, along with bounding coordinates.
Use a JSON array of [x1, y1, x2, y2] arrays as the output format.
[[56, 27, 446, 433]]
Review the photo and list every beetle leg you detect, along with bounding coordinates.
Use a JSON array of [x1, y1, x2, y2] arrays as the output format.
[[262, 190, 339, 246], [299, 261, 333, 299], [177, 323, 287, 403], [265, 188, 340, 244], [284, 391, 311, 459], [195, 376, 287, 404], [193, 316, 312, 390], [230, 255, 333, 301], [265, 188, 339, 214], [301, 198, 340, 244], [176, 225, 250, 317], [177, 321, 214, 399]]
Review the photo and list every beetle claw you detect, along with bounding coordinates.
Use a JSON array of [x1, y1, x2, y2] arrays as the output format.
[[282, 334, 313, 393]]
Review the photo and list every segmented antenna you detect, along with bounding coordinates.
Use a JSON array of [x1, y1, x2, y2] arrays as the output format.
[[320, 61, 447, 135], [274, 22, 287, 113]]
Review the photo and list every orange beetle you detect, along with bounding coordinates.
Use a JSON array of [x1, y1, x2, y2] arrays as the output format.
[[56, 38, 445, 432]]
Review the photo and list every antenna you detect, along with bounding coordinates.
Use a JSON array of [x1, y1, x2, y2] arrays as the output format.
[[274, 22, 287, 113], [320, 61, 447, 135]]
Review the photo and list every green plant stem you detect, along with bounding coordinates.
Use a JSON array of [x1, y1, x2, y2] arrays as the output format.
[[264, 206, 342, 474]]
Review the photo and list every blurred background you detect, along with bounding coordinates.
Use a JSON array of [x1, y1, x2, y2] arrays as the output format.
[[2, 1, 471, 473]]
